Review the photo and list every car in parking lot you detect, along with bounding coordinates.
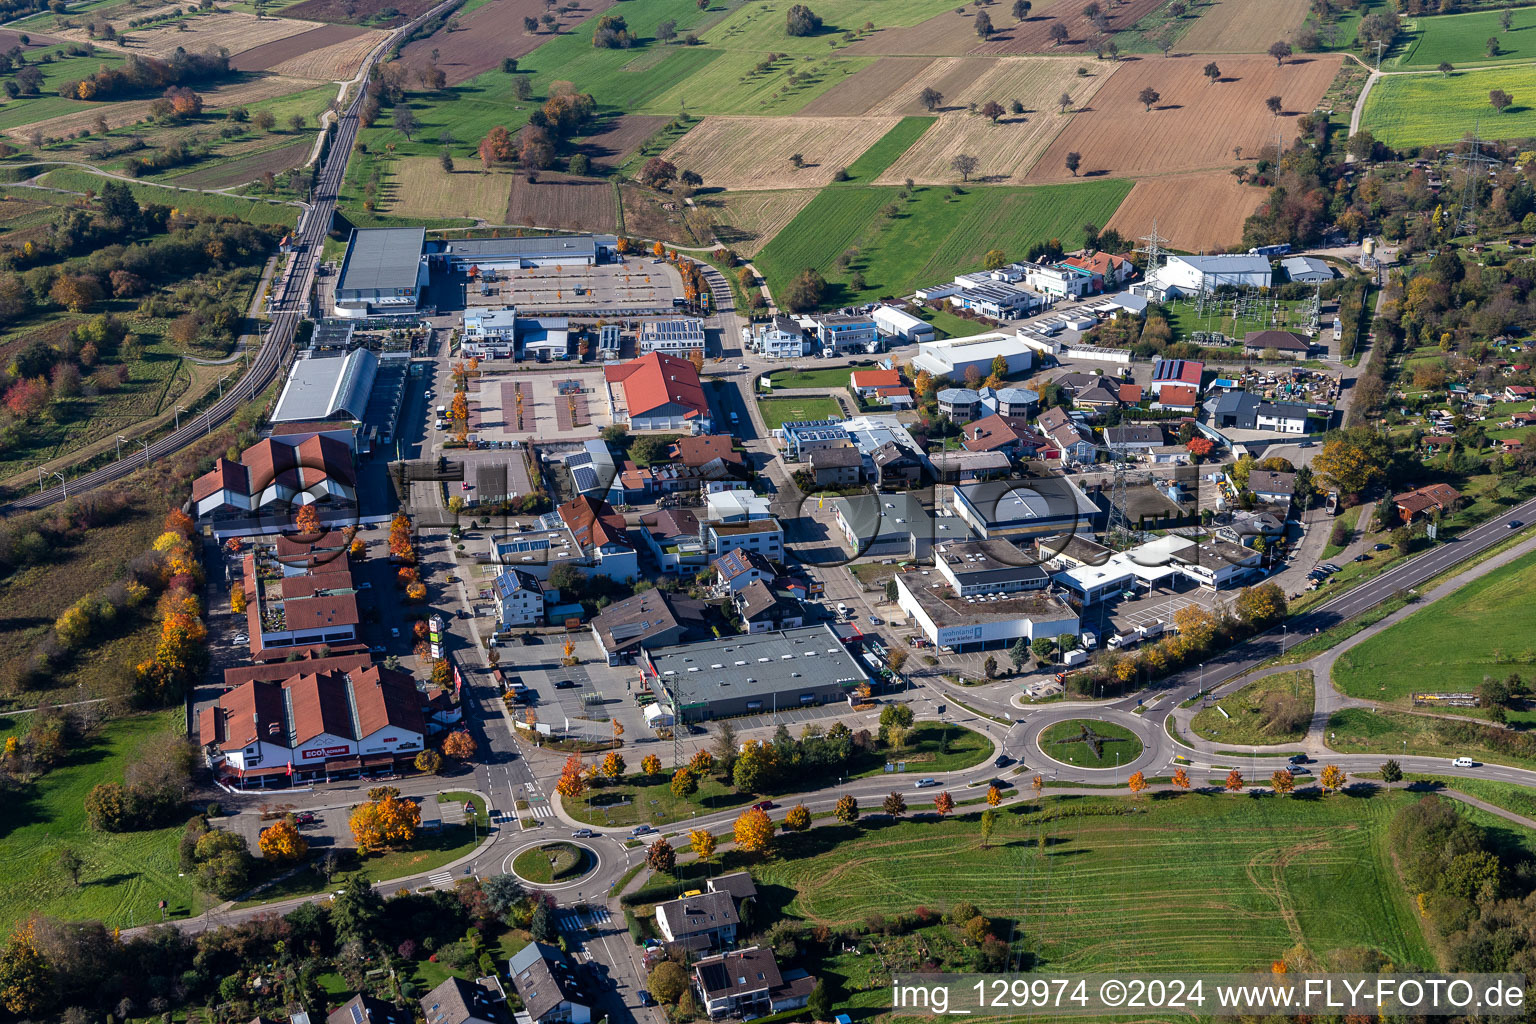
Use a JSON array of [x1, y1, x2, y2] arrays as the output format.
[[572, 828, 597, 838], [1322, 563, 1341, 573], [231, 633, 249, 645], [868, 616, 881, 625], [295, 811, 319, 826], [914, 778, 940, 788], [1373, 543, 1391, 552], [370, 644, 386, 654], [1354, 553, 1371, 562], [390, 627, 400, 638], [555, 680, 578, 689]]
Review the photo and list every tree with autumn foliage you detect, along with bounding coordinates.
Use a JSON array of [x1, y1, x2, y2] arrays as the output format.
[[1235, 582, 1287, 628], [229, 582, 246, 614], [555, 754, 587, 801], [294, 503, 321, 535], [646, 837, 675, 873], [349, 536, 366, 559], [0, 919, 52, 1016], [1185, 436, 1215, 460], [1319, 764, 1345, 795], [782, 803, 810, 831], [388, 512, 415, 563], [688, 828, 716, 864], [443, 731, 478, 760], [670, 766, 697, 798], [602, 751, 626, 780], [733, 807, 774, 855], [933, 791, 955, 817], [414, 749, 443, 773], [1171, 767, 1190, 790], [259, 817, 309, 862], [688, 749, 715, 776], [641, 754, 662, 777], [1127, 771, 1147, 798], [1224, 769, 1245, 792], [882, 791, 906, 817], [979, 808, 997, 848], [350, 790, 421, 853], [834, 794, 858, 822], [986, 784, 1002, 807], [1270, 768, 1294, 796]]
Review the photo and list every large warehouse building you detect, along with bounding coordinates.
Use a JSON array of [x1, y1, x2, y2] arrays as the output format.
[[333, 227, 428, 318], [641, 624, 866, 722], [425, 234, 619, 272]]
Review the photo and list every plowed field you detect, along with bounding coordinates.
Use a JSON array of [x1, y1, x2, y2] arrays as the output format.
[[661, 115, 901, 190], [507, 171, 616, 231], [968, 0, 1166, 54], [109, 11, 323, 59], [576, 114, 667, 168], [798, 56, 935, 116], [229, 22, 366, 71], [399, 0, 610, 86], [167, 138, 312, 187], [267, 28, 385, 79], [863, 53, 1108, 116], [1175, 0, 1309, 53], [1026, 54, 1343, 182], [277, 0, 437, 27], [1104, 170, 1264, 250]]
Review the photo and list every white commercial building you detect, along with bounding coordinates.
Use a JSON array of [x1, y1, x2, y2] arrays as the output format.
[[895, 572, 1080, 652], [872, 305, 935, 343], [1144, 254, 1272, 297], [639, 318, 706, 356], [911, 331, 1036, 381], [461, 307, 518, 359]]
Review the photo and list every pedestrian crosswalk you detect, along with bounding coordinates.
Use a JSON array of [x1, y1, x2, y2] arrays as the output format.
[[427, 869, 455, 889], [524, 799, 554, 820], [555, 906, 611, 932]]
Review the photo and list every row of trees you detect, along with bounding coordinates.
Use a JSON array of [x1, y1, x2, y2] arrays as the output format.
[[59, 48, 230, 102]]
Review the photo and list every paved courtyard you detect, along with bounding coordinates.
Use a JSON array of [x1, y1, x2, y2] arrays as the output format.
[[462, 259, 685, 314], [469, 368, 613, 442]]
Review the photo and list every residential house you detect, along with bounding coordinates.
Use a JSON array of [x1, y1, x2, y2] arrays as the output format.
[[327, 995, 413, 1024], [808, 445, 863, 487], [1036, 406, 1096, 463], [714, 548, 775, 593], [1073, 379, 1122, 414], [1254, 401, 1312, 434], [638, 318, 705, 357], [982, 385, 1040, 419], [872, 385, 915, 409], [654, 889, 739, 951], [1243, 330, 1312, 361], [937, 388, 982, 422], [589, 590, 711, 665], [639, 508, 709, 576], [961, 415, 1050, 458], [460, 308, 518, 359], [871, 441, 925, 488], [1151, 385, 1200, 413], [1148, 444, 1192, 465], [558, 495, 637, 582], [1504, 385, 1535, 402], [1104, 424, 1164, 452], [494, 569, 544, 629], [780, 420, 850, 460], [1149, 358, 1204, 397], [1394, 483, 1462, 523], [1118, 383, 1144, 406], [930, 449, 1013, 482], [1063, 250, 1135, 287], [704, 491, 783, 560], [420, 977, 503, 1024], [604, 352, 711, 432], [734, 580, 805, 633], [1247, 470, 1297, 505], [507, 942, 590, 1024], [692, 947, 813, 1019], [813, 314, 879, 353], [752, 316, 809, 359], [850, 368, 902, 398]]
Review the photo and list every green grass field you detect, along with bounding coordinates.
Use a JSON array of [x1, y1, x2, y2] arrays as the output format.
[[753, 793, 1435, 973], [839, 115, 934, 184], [699, 0, 960, 55], [758, 395, 845, 428], [766, 363, 875, 388], [0, 48, 128, 132], [1191, 670, 1314, 746], [1394, 5, 1536, 68], [1333, 548, 1536, 704], [512, 842, 590, 883], [1037, 719, 1142, 768], [566, 772, 758, 828], [1325, 706, 1536, 770], [640, 50, 875, 117], [850, 721, 992, 778], [33, 167, 300, 224], [755, 179, 1133, 308], [1362, 65, 1536, 147], [0, 710, 213, 933]]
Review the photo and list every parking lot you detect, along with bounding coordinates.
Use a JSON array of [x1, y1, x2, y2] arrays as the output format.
[[468, 367, 613, 443], [461, 259, 685, 315]]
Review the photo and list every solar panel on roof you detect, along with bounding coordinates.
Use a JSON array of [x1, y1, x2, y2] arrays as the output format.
[[571, 466, 600, 492], [350, 1004, 365, 1024]]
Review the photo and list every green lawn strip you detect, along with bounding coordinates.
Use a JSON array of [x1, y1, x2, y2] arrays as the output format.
[[1037, 718, 1142, 768], [1394, 5, 1536, 68], [1333, 547, 1536, 704], [1395, 774, 1536, 823], [511, 842, 590, 884], [846, 721, 991, 779], [837, 115, 934, 183], [1190, 670, 1314, 746], [567, 772, 757, 828], [1321, 505, 1363, 560], [1362, 64, 1536, 148], [1325, 706, 1536, 772], [757, 394, 843, 429], [752, 793, 1434, 973], [765, 362, 877, 388], [1264, 593, 1414, 667], [755, 179, 1132, 309], [0, 709, 211, 933]]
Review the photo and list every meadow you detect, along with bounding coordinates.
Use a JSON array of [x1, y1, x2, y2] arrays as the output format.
[[1191, 669, 1314, 746], [1362, 65, 1536, 148], [35, 166, 302, 224], [1333, 547, 1536, 703], [1394, 5, 1536, 68], [1326, 706, 1536, 770], [1036, 719, 1141, 768], [757, 395, 846, 429], [754, 178, 1132, 307], [753, 793, 1435, 973], [0, 710, 212, 933], [839, 114, 933, 182], [698, 0, 967, 57]]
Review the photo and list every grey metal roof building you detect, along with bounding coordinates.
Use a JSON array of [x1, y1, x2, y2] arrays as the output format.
[[641, 624, 866, 721], [334, 228, 426, 315], [428, 234, 617, 267], [271, 349, 379, 423]]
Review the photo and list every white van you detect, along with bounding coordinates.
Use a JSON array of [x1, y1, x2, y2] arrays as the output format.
[[436, 404, 447, 416], [837, 602, 849, 617], [1081, 631, 1098, 650]]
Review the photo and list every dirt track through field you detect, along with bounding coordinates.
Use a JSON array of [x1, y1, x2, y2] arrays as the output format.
[[1025, 54, 1343, 182], [1104, 170, 1266, 250], [229, 22, 366, 71], [1175, 0, 1310, 53], [399, 0, 613, 85], [798, 56, 935, 116]]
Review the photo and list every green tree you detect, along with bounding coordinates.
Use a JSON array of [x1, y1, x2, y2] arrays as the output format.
[[733, 742, 774, 793], [878, 703, 914, 743], [0, 924, 52, 1016], [1380, 759, 1403, 790], [56, 847, 82, 886], [979, 808, 997, 848], [649, 961, 689, 1004], [807, 980, 832, 1021], [330, 872, 385, 945], [1008, 637, 1029, 672], [1031, 636, 1056, 662]]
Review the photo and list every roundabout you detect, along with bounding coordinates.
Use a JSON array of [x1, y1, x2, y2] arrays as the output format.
[[501, 837, 609, 891], [1035, 718, 1145, 770]]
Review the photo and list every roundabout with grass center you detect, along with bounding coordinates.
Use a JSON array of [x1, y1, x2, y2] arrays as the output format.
[[511, 842, 594, 885], [1036, 718, 1144, 770]]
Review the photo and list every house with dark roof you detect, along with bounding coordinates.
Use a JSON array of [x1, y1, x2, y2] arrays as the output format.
[[1036, 407, 1097, 464], [420, 977, 503, 1024], [930, 449, 1013, 482], [557, 495, 637, 582], [1073, 380, 1123, 414], [589, 590, 711, 665], [604, 352, 711, 431], [327, 994, 413, 1024], [1247, 470, 1297, 504], [808, 444, 864, 487], [692, 947, 813, 1019], [495, 569, 544, 628], [508, 942, 590, 1024], [871, 441, 925, 488], [655, 889, 740, 950], [639, 508, 709, 575], [1243, 330, 1313, 360], [1394, 483, 1461, 523], [1104, 424, 1164, 452], [733, 580, 804, 634], [714, 548, 775, 593]]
